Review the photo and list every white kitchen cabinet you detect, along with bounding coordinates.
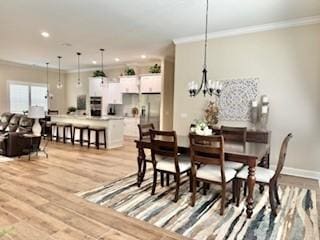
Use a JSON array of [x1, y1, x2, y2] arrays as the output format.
[[140, 74, 162, 93], [123, 117, 140, 137], [107, 82, 122, 104], [120, 76, 139, 93], [89, 77, 107, 97]]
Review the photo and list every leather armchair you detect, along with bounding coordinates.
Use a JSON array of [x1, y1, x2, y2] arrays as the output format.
[[0, 113, 14, 132], [0, 114, 37, 157]]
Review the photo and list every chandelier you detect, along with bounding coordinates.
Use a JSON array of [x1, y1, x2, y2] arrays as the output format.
[[188, 0, 222, 97]]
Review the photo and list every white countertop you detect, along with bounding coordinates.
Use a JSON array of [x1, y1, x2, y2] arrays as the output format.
[[49, 114, 124, 121]]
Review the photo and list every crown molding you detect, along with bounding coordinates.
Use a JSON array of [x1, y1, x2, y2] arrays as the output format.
[[0, 59, 67, 73], [173, 15, 320, 45]]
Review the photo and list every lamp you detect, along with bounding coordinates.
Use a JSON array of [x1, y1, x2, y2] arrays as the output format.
[[76, 52, 82, 88], [28, 106, 45, 136], [187, 0, 222, 97], [57, 56, 63, 89]]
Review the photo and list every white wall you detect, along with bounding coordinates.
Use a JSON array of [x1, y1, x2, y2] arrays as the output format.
[[173, 24, 320, 174]]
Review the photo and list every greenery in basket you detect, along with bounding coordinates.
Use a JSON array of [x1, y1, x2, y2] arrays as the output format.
[[149, 64, 161, 73], [67, 106, 77, 114], [92, 70, 106, 77], [124, 67, 135, 76]]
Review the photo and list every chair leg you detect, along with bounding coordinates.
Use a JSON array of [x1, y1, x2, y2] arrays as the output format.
[[269, 183, 277, 216], [166, 174, 170, 186], [151, 170, 157, 195], [174, 174, 180, 202], [95, 131, 99, 149], [80, 129, 84, 146], [232, 180, 236, 203], [236, 179, 241, 207], [191, 177, 196, 207], [220, 184, 226, 216], [274, 183, 281, 205], [103, 129, 107, 149], [189, 170, 193, 192], [63, 127, 66, 143], [141, 160, 147, 182], [160, 172, 164, 187], [72, 128, 75, 145], [203, 182, 207, 195], [88, 130, 91, 148]]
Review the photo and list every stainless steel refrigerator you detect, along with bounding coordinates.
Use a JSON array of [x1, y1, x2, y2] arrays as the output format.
[[140, 94, 160, 129]]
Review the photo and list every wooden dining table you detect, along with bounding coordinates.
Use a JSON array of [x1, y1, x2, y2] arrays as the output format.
[[135, 135, 270, 218]]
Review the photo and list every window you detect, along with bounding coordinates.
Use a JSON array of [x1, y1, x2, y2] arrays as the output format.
[[9, 82, 48, 113]]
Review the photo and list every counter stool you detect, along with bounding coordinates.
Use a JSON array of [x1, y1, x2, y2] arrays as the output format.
[[88, 126, 107, 149], [72, 124, 89, 146], [56, 123, 73, 143], [48, 122, 57, 141]]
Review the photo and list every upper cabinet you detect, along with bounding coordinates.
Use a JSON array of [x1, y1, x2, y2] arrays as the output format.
[[107, 83, 122, 104], [120, 76, 139, 93], [140, 74, 162, 93], [89, 77, 107, 97]]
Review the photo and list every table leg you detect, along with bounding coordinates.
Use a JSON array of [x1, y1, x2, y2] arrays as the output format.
[[137, 145, 146, 187], [246, 159, 256, 218], [259, 151, 270, 193]]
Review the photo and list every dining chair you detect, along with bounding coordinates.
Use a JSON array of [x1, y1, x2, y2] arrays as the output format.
[[220, 126, 247, 170], [137, 123, 155, 183], [150, 129, 191, 202], [189, 133, 237, 215], [235, 133, 293, 216]]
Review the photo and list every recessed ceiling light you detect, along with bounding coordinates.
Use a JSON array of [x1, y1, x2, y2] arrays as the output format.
[[115, 58, 120, 62], [141, 55, 146, 59], [92, 60, 97, 64], [41, 32, 50, 38]]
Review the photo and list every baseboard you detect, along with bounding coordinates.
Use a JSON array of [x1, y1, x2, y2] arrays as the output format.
[[270, 165, 320, 180]]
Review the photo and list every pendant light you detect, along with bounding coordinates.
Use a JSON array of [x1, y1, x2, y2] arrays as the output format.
[[76, 52, 82, 88], [188, 0, 222, 97], [57, 56, 63, 89], [100, 48, 105, 85]]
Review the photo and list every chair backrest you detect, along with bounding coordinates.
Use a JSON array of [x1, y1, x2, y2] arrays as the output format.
[[189, 133, 226, 182], [138, 123, 154, 140], [48, 110, 59, 115], [150, 129, 178, 158], [272, 133, 293, 182], [221, 126, 247, 144]]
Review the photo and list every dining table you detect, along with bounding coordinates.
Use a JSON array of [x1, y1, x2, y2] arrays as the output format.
[[135, 135, 270, 218]]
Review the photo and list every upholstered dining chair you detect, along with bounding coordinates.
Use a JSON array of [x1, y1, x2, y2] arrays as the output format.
[[220, 126, 247, 171], [235, 133, 293, 216], [189, 133, 237, 215], [150, 129, 191, 202], [137, 123, 155, 183]]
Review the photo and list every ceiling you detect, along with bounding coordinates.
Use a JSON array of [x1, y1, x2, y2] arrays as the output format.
[[0, 0, 319, 70]]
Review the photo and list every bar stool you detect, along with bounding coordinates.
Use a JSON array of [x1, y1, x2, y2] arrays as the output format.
[[48, 122, 57, 141], [88, 126, 107, 149], [72, 124, 89, 146], [56, 122, 73, 143]]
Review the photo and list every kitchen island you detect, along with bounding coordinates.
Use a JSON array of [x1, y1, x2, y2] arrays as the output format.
[[50, 115, 124, 149]]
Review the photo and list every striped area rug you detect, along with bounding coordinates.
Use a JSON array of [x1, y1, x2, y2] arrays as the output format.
[[77, 171, 319, 240]]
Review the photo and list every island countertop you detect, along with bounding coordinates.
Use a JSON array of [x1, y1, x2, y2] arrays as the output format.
[[49, 114, 124, 121]]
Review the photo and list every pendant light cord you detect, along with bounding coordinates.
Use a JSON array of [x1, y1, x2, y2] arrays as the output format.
[[100, 49, 104, 83], [77, 52, 81, 83], [58, 56, 61, 84], [203, 0, 209, 69]]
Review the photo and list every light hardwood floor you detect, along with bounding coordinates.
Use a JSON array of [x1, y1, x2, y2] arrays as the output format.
[[0, 139, 318, 239]]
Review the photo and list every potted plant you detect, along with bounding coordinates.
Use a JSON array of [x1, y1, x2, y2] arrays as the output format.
[[67, 106, 77, 115], [124, 67, 135, 76], [92, 70, 106, 78], [149, 64, 161, 74]]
